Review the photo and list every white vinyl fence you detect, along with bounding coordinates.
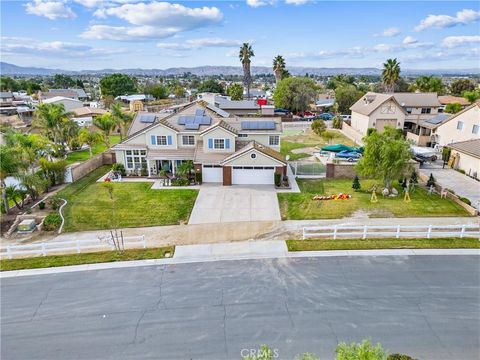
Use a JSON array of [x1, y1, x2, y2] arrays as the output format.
[[1, 235, 146, 260], [302, 224, 480, 240]]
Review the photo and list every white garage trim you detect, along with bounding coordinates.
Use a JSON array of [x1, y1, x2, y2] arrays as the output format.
[[232, 166, 275, 185], [202, 164, 223, 183]]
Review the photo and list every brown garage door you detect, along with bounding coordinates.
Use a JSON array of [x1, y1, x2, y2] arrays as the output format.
[[376, 119, 397, 132]]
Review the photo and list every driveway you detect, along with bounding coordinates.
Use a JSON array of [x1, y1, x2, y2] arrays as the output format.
[[188, 184, 281, 224], [420, 161, 480, 208], [2, 256, 479, 360]]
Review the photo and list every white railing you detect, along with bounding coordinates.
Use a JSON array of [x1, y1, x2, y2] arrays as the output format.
[[1, 235, 146, 260], [302, 224, 480, 240]]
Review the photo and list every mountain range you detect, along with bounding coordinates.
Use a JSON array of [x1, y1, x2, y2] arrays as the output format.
[[1, 62, 478, 77]]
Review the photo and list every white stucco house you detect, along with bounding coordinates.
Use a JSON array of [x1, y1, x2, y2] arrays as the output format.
[[42, 96, 84, 112], [112, 101, 286, 185]]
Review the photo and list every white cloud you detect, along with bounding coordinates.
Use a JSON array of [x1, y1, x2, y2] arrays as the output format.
[[83, 2, 223, 40], [402, 36, 418, 45], [442, 35, 480, 48], [246, 0, 276, 7], [414, 9, 480, 31], [1, 37, 125, 58], [287, 47, 366, 60], [157, 38, 244, 50], [285, 0, 310, 5], [374, 27, 400, 37], [25, 0, 76, 20]]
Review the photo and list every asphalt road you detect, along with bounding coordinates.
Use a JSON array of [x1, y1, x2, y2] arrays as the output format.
[[2, 256, 479, 360]]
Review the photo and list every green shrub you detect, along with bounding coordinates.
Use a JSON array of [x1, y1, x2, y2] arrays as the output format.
[[336, 339, 388, 360], [171, 178, 189, 186], [457, 169, 466, 174], [48, 196, 62, 210], [352, 175, 361, 190], [332, 117, 343, 129], [274, 172, 281, 187], [112, 163, 126, 176], [387, 354, 417, 360], [458, 196, 471, 205], [195, 171, 202, 184], [38, 201, 46, 210], [43, 213, 62, 231]]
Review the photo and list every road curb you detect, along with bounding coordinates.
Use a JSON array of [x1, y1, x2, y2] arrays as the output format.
[[1, 247, 479, 278]]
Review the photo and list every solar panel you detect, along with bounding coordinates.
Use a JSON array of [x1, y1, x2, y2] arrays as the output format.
[[185, 123, 200, 130], [198, 116, 212, 125], [195, 109, 205, 116], [178, 115, 195, 125], [139, 115, 156, 123], [206, 104, 230, 118], [241, 121, 276, 130]]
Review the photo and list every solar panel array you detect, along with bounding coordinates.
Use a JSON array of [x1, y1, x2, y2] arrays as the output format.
[[241, 121, 276, 130], [206, 103, 230, 118], [177, 109, 212, 130], [139, 115, 156, 123]]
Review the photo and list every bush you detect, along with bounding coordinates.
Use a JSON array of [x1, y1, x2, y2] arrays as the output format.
[[352, 175, 361, 190], [195, 171, 202, 184], [112, 163, 126, 176], [274, 172, 281, 187], [458, 196, 471, 205], [332, 117, 343, 129], [336, 339, 388, 360], [171, 178, 189, 186], [311, 119, 326, 136], [43, 213, 62, 231], [48, 196, 62, 210], [38, 201, 46, 210], [457, 169, 466, 174], [388, 354, 417, 360]]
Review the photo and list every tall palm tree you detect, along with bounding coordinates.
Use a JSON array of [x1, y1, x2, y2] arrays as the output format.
[[111, 103, 134, 141], [239, 43, 254, 99], [381, 58, 401, 93], [273, 55, 286, 83], [34, 103, 71, 145], [93, 114, 116, 147]]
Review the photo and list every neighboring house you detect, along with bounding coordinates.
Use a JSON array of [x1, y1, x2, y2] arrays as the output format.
[[216, 99, 260, 116], [0, 92, 14, 105], [433, 102, 480, 147], [448, 139, 480, 179], [112, 101, 286, 185], [38, 90, 80, 101], [350, 92, 442, 137], [438, 95, 470, 112], [315, 98, 335, 111], [244, 88, 266, 99], [196, 92, 228, 105], [115, 94, 154, 103], [42, 96, 83, 112], [49, 88, 88, 100], [70, 107, 108, 127]]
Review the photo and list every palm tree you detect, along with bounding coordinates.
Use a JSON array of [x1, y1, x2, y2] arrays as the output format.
[[34, 103, 71, 145], [0, 145, 20, 214], [381, 58, 401, 93], [111, 103, 134, 141], [239, 43, 254, 99], [93, 114, 116, 147], [79, 128, 103, 158], [273, 55, 286, 83]]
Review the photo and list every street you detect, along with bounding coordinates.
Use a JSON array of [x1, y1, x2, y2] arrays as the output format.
[[2, 256, 479, 360]]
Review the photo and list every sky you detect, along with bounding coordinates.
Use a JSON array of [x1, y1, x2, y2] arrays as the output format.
[[1, 0, 479, 70]]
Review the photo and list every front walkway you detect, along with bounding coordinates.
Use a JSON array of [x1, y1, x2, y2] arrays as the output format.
[[420, 161, 480, 208], [188, 184, 281, 224]]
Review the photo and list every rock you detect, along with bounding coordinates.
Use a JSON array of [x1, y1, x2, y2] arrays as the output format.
[[382, 188, 390, 196], [391, 188, 398, 196]]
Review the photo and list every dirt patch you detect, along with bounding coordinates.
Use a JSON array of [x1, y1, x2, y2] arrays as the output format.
[[291, 146, 317, 155], [350, 208, 394, 219]]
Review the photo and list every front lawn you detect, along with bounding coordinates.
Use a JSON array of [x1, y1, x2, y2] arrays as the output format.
[[57, 166, 198, 232], [0, 246, 174, 271], [66, 135, 121, 164], [281, 129, 354, 161], [287, 238, 479, 251], [278, 178, 470, 220]]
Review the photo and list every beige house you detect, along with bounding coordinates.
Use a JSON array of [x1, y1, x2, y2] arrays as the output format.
[[448, 139, 480, 179], [112, 101, 286, 185], [433, 102, 480, 147], [42, 96, 84, 112]]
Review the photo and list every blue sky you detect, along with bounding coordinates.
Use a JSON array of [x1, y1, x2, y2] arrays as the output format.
[[1, 1, 479, 70]]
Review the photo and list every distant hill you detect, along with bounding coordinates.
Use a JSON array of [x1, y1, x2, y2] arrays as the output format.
[[1, 62, 478, 77]]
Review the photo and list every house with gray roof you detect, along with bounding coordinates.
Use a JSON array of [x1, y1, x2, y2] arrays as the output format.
[[112, 100, 286, 185]]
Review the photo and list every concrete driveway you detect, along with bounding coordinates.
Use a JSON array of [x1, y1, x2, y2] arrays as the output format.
[[188, 184, 281, 224]]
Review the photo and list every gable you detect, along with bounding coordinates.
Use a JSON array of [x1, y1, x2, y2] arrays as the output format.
[[222, 148, 285, 166]]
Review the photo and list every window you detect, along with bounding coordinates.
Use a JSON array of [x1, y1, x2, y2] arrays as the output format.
[[238, 134, 248, 138], [457, 121, 464, 130], [269, 135, 280, 146], [182, 135, 195, 146], [421, 108, 431, 114], [405, 107, 412, 114], [251, 153, 257, 159], [156, 136, 167, 145], [214, 139, 225, 149], [125, 150, 146, 170], [473, 125, 479, 134]]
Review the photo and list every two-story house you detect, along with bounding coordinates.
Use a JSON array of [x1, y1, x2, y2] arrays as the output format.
[[112, 101, 286, 185]]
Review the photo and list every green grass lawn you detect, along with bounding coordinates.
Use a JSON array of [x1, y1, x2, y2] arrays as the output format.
[[0, 246, 174, 271], [66, 135, 121, 164], [278, 178, 470, 220], [281, 129, 354, 161], [57, 166, 198, 232], [286, 238, 479, 251]]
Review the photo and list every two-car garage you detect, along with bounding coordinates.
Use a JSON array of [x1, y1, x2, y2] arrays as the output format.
[[231, 166, 275, 185]]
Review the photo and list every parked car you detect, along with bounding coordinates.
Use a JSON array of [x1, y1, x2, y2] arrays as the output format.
[[335, 150, 362, 162], [411, 146, 438, 164], [340, 114, 351, 121], [274, 108, 290, 115], [319, 112, 334, 120]]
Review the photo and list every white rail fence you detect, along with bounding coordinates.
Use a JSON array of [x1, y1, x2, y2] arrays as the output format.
[[303, 224, 480, 240], [1, 235, 146, 260]]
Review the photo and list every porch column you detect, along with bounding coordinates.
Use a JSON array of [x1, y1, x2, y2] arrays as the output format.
[[171, 160, 176, 176], [147, 159, 151, 177]]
